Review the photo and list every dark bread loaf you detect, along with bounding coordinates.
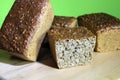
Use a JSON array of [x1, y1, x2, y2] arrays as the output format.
[[48, 27, 96, 68], [0, 0, 54, 61], [52, 16, 78, 28], [78, 13, 120, 52]]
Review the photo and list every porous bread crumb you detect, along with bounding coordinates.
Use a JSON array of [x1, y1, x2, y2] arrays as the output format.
[[56, 38, 95, 68]]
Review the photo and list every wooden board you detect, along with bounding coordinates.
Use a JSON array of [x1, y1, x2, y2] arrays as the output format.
[[0, 49, 120, 80]]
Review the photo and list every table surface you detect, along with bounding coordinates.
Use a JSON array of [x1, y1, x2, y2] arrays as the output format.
[[0, 49, 120, 80]]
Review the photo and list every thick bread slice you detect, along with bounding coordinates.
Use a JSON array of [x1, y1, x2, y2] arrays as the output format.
[[0, 0, 54, 61]]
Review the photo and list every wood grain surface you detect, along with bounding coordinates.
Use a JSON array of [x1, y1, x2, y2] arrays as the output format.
[[0, 49, 120, 80]]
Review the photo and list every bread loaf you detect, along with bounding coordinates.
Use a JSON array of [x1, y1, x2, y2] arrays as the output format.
[[78, 13, 120, 52], [0, 0, 54, 61], [48, 27, 96, 68], [52, 16, 78, 28]]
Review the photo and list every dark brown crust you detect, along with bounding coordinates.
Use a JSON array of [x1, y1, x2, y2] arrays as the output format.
[[48, 27, 95, 41], [0, 0, 48, 54], [77, 13, 120, 34], [52, 16, 77, 28]]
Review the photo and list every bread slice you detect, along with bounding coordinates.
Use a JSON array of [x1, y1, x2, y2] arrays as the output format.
[[0, 0, 54, 61], [78, 13, 120, 52], [48, 27, 96, 68]]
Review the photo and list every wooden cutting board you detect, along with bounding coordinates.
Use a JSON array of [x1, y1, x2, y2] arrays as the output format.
[[0, 49, 120, 80]]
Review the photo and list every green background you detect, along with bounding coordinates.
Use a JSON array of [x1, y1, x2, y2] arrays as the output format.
[[0, 0, 120, 28]]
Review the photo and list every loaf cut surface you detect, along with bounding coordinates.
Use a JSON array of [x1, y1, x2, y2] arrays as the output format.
[[48, 27, 96, 68], [78, 13, 120, 52], [0, 0, 54, 61]]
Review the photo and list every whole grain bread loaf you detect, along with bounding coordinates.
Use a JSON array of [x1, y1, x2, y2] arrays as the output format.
[[52, 16, 78, 28], [78, 13, 120, 52], [48, 27, 96, 69], [0, 0, 54, 61]]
